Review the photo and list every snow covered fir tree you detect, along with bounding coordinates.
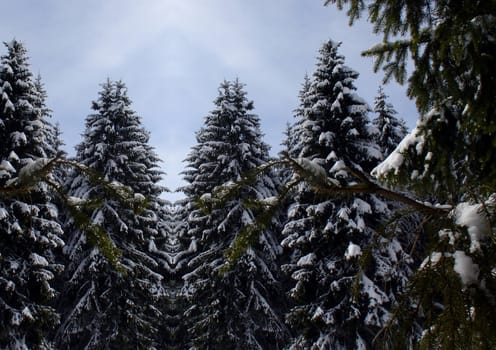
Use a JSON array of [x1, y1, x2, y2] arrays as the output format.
[[372, 86, 407, 159], [180, 79, 289, 349], [0, 39, 65, 349], [278, 39, 417, 349], [1, 0, 496, 346], [56, 79, 168, 349]]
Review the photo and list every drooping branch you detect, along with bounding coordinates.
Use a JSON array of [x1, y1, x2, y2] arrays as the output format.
[[0, 153, 150, 269], [0, 152, 64, 197], [283, 152, 451, 216]]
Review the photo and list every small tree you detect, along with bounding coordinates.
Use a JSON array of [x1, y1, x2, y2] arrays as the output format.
[[372, 86, 407, 158]]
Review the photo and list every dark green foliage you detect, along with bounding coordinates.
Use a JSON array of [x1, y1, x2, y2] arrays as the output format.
[[279, 39, 404, 349], [148, 203, 192, 349]]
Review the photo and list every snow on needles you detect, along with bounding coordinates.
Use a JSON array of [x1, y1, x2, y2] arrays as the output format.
[[453, 250, 479, 286], [454, 202, 490, 253], [371, 122, 425, 178], [19, 158, 50, 179], [345, 242, 362, 260], [296, 157, 326, 180]]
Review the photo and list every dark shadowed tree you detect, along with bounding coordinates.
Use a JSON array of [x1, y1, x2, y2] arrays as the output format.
[[280, 40, 405, 349], [56, 79, 167, 349], [0, 39, 64, 350], [181, 79, 289, 349], [324, 1, 496, 347]]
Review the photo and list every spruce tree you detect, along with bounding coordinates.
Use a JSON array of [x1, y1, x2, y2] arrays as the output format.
[[281, 40, 396, 349], [0, 40, 64, 349], [372, 86, 407, 158], [181, 79, 289, 349], [56, 79, 167, 349], [32, 74, 62, 159], [287, 74, 312, 160]]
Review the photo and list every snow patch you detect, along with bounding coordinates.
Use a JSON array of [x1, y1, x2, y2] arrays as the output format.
[[311, 306, 324, 321], [8, 151, 19, 162], [329, 160, 346, 173], [67, 196, 85, 207], [0, 160, 15, 173], [134, 193, 146, 202], [352, 198, 371, 214], [3, 99, 14, 113], [438, 229, 459, 246], [420, 252, 450, 269], [453, 250, 479, 286], [345, 242, 362, 260], [372, 122, 425, 178], [261, 196, 278, 206], [11, 131, 27, 147], [30, 253, 49, 267], [21, 307, 34, 320], [296, 157, 326, 180], [18, 158, 50, 182], [297, 253, 317, 267], [454, 202, 490, 253]]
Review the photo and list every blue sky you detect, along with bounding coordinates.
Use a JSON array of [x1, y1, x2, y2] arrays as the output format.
[[0, 0, 417, 201]]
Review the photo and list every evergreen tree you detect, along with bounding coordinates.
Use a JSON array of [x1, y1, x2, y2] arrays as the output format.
[[281, 40, 397, 349], [32, 74, 62, 159], [325, 1, 496, 347], [277, 74, 313, 192], [181, 79, 289, 349], [0, 40, 64, 349], [372, 86, 407, 158], [56, 79, 167, 349], [287, 73, 312, 160]]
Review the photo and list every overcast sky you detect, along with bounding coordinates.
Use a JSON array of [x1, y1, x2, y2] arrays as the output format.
[[0, 0, 417, 201]]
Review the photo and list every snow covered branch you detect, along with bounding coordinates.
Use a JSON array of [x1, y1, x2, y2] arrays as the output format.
[[283, 152, 451, 217]]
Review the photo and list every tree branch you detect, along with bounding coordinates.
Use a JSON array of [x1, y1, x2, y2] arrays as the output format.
[[282, 152, 451, 216]]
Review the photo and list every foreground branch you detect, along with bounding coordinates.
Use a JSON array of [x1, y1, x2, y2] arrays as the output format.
[[283, 152, 451, 216]]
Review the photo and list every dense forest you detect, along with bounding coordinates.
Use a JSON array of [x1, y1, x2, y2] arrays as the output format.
[[1, 1, 495, 349]]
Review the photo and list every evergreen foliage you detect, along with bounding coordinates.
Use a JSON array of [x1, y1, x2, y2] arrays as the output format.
[[56, 79, 167, 349], [0, 40, 64, 350], [286, 74, 312, 160], [181, 79, 289, 349], [2, 3, 494, 345], [326, 1, 496, 347]]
